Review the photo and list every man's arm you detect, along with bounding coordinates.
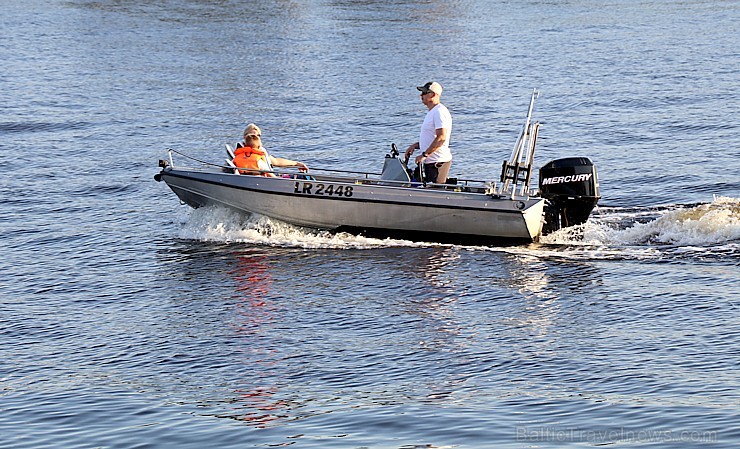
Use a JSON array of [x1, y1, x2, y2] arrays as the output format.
[[415, 128, 447, 164]]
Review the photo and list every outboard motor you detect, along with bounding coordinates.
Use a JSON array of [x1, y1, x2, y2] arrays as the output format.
[[539, 157, 600, 234]]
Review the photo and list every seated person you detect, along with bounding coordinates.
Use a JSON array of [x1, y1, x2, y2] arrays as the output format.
[[233, 123, 308, 176]]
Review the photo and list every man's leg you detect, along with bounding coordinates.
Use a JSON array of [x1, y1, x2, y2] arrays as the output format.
[[435, 161, 451, 184], [423, 163, 439, 183]]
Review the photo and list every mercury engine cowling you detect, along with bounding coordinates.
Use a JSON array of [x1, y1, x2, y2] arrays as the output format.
[[539, 157, 600, 234]]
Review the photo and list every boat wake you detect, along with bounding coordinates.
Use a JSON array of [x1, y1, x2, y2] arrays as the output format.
[[536, 195, 739, 261], [177, 205, 434, 250], [176, 196, 739, 260], [543, 196, 739, 245]]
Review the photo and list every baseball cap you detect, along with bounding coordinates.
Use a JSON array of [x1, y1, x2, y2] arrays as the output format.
[[416, 81, 443, 95]]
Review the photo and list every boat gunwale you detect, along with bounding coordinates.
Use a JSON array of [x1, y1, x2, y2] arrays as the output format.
[[162, 149, 496, 191], [162, 168, 542, 216]]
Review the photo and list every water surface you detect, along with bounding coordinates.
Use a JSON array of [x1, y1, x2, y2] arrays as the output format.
[[1, 0, 738, 448]]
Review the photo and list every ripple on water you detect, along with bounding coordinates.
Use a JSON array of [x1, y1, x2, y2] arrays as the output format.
[[0, 120, 95, 134]]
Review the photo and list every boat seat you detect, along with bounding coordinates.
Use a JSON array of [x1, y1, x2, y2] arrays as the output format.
[[224, 158, 239, 174], [225, 144, 236, 159]]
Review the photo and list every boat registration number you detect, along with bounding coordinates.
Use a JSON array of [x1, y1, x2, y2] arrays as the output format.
[[293, 182, 354, 197]]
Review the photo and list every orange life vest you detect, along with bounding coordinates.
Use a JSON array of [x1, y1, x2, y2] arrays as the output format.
[[233, 146, 275, 177]]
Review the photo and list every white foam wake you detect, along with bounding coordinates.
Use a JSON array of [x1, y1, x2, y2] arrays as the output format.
[[542, 196, 740, 246], [175, 197, 738, 257], [177, 205, 430, 249]]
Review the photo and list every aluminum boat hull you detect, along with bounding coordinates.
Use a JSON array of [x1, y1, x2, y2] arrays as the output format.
[[159, 167, 545, 244]]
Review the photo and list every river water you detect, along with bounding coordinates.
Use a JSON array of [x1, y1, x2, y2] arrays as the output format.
[[2, 1, 739, 448]]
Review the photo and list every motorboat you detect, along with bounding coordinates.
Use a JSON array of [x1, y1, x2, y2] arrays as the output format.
[[155, 91, 600, 245]]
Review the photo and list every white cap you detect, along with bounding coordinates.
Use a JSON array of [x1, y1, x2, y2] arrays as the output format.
[[416, 81, 443, 95]]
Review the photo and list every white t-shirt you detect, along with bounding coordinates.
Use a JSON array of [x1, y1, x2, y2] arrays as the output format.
[[419, 103, 452, 163]]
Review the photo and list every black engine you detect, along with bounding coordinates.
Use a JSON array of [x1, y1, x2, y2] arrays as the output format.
[[539, 157, 600, 234]]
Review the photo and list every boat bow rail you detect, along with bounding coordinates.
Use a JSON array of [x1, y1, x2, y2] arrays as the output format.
[[158, 148, 502, 195]]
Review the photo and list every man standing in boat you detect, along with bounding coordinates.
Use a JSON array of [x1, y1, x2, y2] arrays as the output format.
[[404, 81, 452, 184]]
